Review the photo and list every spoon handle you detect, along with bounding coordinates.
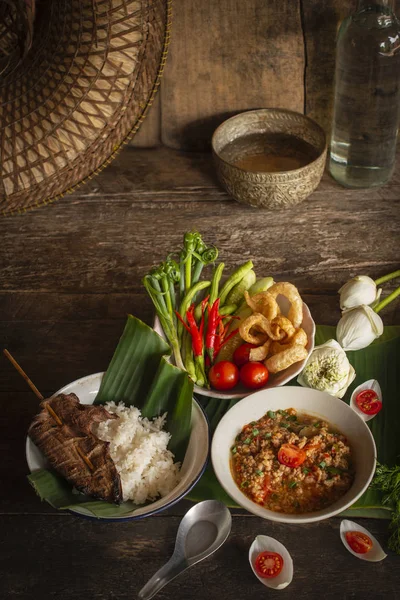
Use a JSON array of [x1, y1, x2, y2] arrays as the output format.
[[138, 557, 188, 600]]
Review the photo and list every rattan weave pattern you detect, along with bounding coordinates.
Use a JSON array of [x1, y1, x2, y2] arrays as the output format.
[[0, 0, 170, 215]]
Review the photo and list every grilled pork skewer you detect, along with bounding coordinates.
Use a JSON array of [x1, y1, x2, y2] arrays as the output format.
[[4, 350, 122, 504]]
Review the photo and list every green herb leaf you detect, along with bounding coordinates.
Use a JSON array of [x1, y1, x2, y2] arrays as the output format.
[[256, 470, 264, 476], [267, 410, 276, 419], [265, 432, 272, 439], [231, 446, 237, 454], [302, 467, 310, 475], [280, 423, 290, 428], [252, 429, 259, 436], [243, 437, 251, 445], [319, 461, 327, 469], [289, 481, 297, 489]]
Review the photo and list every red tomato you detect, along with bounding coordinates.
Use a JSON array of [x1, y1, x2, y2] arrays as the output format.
[[345, 530, 373, 554], [254, 551, 284, 579], [233, 343, 258, 367], [209, 361, 239, 390], [277, 443, 306, 468], [356, 389, 382, 415], [240, 361, 269, 389]]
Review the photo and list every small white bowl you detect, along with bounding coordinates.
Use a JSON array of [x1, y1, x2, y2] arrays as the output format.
[[26, 372, 210, 521], [211, 386, 376, 523], [154, 297, 315, 400]]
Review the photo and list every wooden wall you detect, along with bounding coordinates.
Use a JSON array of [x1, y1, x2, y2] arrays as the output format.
[[131, 0, 364, 150]]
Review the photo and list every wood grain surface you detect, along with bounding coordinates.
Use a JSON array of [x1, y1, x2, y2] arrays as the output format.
[[160, 0, 305, 149], [0, 146, 399, 599]]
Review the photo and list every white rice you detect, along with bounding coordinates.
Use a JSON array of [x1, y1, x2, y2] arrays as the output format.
[[95, 402, 181, 504]]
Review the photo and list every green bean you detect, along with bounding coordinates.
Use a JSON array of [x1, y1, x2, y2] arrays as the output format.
[[219, 304, 237, 316], [195, 359, 206, 388], [209, 262, 225, 306], [177, 280, 211, 339], [194, 301, 203, 322], [183, 331, 196, 381], [218, 260, 254, 306]]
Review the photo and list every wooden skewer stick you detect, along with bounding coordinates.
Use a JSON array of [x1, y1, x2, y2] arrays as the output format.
[[3, 349, 94, 471]]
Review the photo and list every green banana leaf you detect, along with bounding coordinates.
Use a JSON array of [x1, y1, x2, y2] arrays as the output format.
[[28, 315, 193, 517], [187, 325, 400, 519]]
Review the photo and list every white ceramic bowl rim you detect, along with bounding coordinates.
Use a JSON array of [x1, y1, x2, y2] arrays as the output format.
[[211, 386, 377, 524], [26, 372, 210, 522]]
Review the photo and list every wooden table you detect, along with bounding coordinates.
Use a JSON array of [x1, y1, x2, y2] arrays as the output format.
[[1, 147, 399, 599]]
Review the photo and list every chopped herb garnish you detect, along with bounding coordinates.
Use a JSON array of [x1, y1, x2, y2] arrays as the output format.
[[289, 481, 298, 489], [243, 437, 251, 445], [313, 422, 321, 428], [252, 429, 259, 436], [288, 415, 297, 421], [235, 434, 241, 442], [256, 469, 264, 476], [265, 432, 272, 439], [319, 461, 327, 469], [302, 467, 310, 474], [250, 421, 257, 426], [267, 410, 276, 419], [278, 410, 288, 416], [241, 481, 249, 488], [327, 466, 342, 475], [231, 446, 237, 454], [280, 423, 290, 428]]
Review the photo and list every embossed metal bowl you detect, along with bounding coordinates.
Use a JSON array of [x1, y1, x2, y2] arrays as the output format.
[[212, 109, 327, 209]]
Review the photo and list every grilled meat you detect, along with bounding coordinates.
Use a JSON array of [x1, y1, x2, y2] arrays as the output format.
[[28, 393, 123, 504]]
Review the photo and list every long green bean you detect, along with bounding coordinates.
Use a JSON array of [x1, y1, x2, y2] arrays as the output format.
[[218, 260, 254, 306], [183, 331, 196, 381], [209, 262, 225, 306], [177, 280, 211, 339]]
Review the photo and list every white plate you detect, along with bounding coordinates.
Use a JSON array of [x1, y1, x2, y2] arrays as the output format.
[[154, 298, 316, 399], [26, 372, 210, 520], [211, 386, 376, 523]]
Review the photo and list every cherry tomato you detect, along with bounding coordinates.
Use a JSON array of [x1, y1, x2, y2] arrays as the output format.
[[356, 389, 382, 416], [277, 443, 306, 468], [209, 361, 239, 390], [254, 551, 284, 579], [240, 361, 269, 389], [233, 343, 258, 367], [345, 530, 373, 554]]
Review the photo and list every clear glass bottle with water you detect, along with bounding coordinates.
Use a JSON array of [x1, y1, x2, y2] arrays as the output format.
[[329, 0, 400, 188]]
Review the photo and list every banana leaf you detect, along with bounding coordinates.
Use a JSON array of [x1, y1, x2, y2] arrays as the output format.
[[28, 315, 193, 517], [187, 325, 400, 520]]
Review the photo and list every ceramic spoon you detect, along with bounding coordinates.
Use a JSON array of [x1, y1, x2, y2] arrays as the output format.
[[138, 500, 232, 600]]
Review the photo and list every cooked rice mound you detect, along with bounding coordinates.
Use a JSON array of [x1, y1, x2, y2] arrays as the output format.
[[95, 402, 181, 504]]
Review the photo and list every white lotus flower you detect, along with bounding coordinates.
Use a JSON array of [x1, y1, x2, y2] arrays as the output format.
[[339, 275, 381, 311], [336, 305, 383, 351], [297, 339, 355, 398]]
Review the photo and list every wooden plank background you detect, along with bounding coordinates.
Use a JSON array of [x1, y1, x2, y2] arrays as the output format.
[[131, 0, 350, 149]]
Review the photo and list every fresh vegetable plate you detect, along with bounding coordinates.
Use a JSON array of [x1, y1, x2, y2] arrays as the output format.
[[26, 372, 210, 521], [154, 298, 315, 399]]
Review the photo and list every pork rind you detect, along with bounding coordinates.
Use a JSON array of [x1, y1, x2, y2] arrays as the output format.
[[249, 339, 271, 362], [239, 313, 285, 343], [268, 282, 303, 329], [244, 290, 280, 321], [265, 345, 308, 374], [270, 327, 308, 355]]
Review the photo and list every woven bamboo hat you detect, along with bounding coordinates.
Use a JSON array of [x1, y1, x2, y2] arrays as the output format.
[[0, 0, 170, 215]]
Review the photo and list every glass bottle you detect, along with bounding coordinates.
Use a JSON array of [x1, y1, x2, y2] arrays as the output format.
[[329, 0, 400, 188]]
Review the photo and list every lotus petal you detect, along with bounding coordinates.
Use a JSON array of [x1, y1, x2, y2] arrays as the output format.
[[340, 519, 387, 562], [350, 379, 382, 422], [249, 535, 293, 590]]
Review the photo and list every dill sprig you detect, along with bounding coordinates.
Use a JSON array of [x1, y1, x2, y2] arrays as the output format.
[[371, 461, 400, 554]]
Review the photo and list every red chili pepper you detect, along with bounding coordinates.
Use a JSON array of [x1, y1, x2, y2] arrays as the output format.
[[205, 298, 221, 362]]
